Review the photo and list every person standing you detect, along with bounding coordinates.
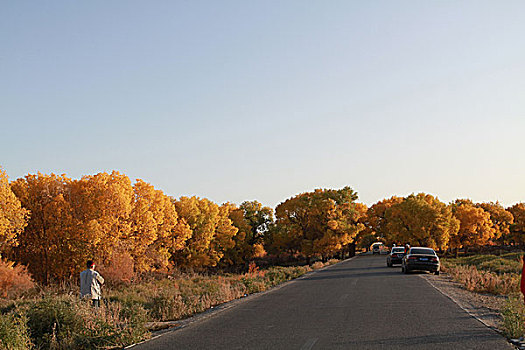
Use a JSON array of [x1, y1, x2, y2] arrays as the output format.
[[80, 260, 105, 307]]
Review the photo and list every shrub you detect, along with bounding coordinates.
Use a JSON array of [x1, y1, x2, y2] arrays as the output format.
[[501, 296, 525, 339], [27, 296, 83, 349], [26, 296, 149, 349], [311, 262, 324, 270], [98, 250, 135, 287], [326, 259, 340, 266], [0, 312, 32, 350], [0, 260, 35, 299]]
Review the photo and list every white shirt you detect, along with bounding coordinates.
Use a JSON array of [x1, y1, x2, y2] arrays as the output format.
[[80, 268, 104, 300]]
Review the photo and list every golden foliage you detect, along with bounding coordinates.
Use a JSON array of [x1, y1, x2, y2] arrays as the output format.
[[508, 203, 525, 246], [173, 196, 238, 268], [0, 167, 28, 256], [10, 173, 80, 284], [383, 193, 459, 250], [450, 200, 495, 249], [477, 202, 513, 243], [273, 187, 363, 259]]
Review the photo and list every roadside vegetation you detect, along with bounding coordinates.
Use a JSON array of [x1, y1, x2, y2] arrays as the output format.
[[442, 253, 522, 295], [1, 165, 525, 348], [441, 252, 525, 339], [0, 260, 338, 349]]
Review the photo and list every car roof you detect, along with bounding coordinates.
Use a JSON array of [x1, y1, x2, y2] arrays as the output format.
[[409, 247, 436, 253]]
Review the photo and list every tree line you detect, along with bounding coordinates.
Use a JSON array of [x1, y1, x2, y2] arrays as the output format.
[[359, 193, 525, 253], [1, 167, 524, 284]]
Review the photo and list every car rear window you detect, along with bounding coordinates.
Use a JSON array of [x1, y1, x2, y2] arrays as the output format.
[[410, 248, 436, 255], [392, 248, 404, 253]]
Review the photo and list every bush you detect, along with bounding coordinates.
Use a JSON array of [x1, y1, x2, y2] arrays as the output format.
[[0, 312, 32, 350], [98, 250, 135, 287], [26, 296, 149, 349], [0, 260, 35, 299], [26, 297, 82, 349], [310, 262, 324, 270], [501, 296, 525, 339]]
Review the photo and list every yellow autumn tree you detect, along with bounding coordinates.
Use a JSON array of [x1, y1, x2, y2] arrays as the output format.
[[385, 193, 459, 250], [362, 196, 404, 245], [273, 187, 364, 261], [222, 203, 253, 266], [70, 171, 134, 264], [224, 201, 273, 265], [173, 196, 238, 268], [0, 167, 28, 257], [508, 203, 525, 248], [477, 202, 514, 244], [10, 173, 81, 284], [450, 200, 495, 251], [128, 179, 190, 272]]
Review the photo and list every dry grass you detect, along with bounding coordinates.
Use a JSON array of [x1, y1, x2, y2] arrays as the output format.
[[441, 253, 522, 296], [1, 259, 341, 349], [442, 264, 518, 295], [109, 260, 340, 323]]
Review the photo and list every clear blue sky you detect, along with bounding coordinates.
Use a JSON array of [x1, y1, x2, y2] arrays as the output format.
[[2, 1, 524, 208]]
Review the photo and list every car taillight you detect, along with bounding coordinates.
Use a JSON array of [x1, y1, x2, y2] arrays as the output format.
[[408, 256, 417, 260], [392, 254, 397, 258], [431, 257, 438, 262]]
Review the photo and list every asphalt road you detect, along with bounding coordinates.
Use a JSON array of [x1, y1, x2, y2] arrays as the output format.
[[133, 254, 513, 350]]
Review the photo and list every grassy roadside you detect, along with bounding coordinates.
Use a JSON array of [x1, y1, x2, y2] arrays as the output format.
[[0, 260, 339, 350], [441, 252, 525, 339]]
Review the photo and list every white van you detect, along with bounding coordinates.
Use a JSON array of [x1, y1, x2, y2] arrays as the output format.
[[371, 242, 384, 255]]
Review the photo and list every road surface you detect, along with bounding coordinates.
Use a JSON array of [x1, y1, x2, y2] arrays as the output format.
[[133, 254, 512, 349]]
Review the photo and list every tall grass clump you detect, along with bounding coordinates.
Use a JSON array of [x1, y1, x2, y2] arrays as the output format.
[[444, 264, 518, 295], [25, 296, 149, 349], [501, 296, 525, 339], [0, 312, 32, 350]]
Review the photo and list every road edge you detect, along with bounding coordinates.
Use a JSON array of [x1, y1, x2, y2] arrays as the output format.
[[420, 274, 516, 349]]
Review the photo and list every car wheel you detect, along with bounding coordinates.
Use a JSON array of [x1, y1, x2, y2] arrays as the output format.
[[404, 267, 409, 274], [401, 266, 405, 273]]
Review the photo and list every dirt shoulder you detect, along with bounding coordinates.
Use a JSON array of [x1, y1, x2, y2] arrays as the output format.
[[421, 272, 507, 332]]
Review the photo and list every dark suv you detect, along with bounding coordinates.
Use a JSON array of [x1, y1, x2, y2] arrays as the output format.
[[401, 247, 440, 275]]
